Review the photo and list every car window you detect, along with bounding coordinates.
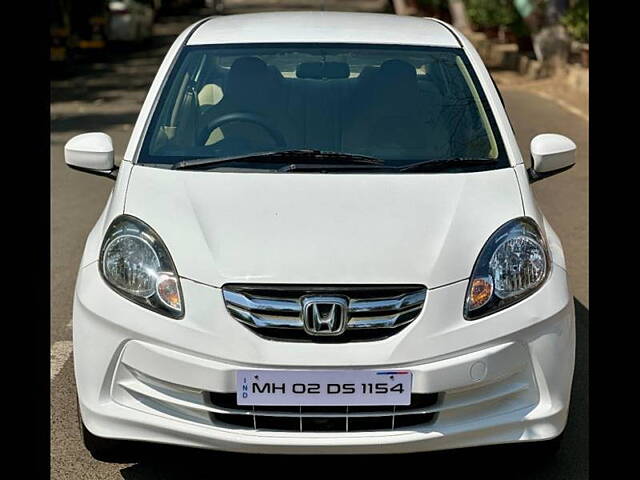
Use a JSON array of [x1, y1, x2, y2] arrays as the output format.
[[139, 43, 510, 171]]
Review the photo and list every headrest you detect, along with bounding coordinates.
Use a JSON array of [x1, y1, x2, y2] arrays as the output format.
[[379, 59, 417, 84], [357, 66, 378, 82], [228, 57, 269, 82], [225, 57, 272, 99], [268, 65, 284, 81], [296, 62, 350, 79]]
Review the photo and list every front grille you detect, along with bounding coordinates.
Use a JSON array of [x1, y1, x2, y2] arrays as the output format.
[[207, 392, 440, 432], [222, 285, 427, 342]]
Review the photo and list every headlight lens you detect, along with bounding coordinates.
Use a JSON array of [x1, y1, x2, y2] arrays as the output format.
[[100, 215, 183, 318], [464, 217, 549, 320]]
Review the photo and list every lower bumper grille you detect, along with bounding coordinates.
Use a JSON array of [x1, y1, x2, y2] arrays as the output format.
[[207, 392, 439, 432]]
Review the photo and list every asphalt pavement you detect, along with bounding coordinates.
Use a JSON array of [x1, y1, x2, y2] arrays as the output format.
[[51, 5, 588, 478]]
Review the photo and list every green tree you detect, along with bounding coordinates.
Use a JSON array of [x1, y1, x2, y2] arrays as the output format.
[[463, 0, 520, 29], [561, 0, 588, 43]]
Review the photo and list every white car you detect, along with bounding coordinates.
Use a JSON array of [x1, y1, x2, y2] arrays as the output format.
[[107, 0, 155, 43], [65, 12, 576, 459]]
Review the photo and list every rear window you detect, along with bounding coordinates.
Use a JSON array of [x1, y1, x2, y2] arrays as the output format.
[[139, 43, 509, 170]]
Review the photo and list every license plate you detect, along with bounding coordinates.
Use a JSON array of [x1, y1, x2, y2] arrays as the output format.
[[236, 370, 412, 406]]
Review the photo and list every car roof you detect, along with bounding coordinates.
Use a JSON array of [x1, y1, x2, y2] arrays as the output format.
[[186, 11, 461, 48]]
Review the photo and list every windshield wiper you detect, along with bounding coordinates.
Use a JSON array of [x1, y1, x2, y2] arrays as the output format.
[[398, 157, 496, 172], [277, 163, 392, 172], [172, 150, 384, 171]]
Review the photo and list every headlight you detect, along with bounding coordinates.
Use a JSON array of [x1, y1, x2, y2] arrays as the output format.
[[100, 215, 183, 318], [464, 217, 549, 320]]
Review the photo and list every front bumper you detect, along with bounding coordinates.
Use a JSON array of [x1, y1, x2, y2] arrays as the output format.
[[73, 262, 575, 454]]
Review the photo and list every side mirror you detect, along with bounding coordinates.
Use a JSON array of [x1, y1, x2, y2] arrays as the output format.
[[527, 133, 576, 183], [64, 132, 118, 180]]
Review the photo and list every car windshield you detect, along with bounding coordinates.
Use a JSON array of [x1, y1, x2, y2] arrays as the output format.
[[139, 43, 509, 172]]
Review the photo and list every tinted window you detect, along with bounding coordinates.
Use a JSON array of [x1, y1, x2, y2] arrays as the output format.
[[139, 43, 509, 171]]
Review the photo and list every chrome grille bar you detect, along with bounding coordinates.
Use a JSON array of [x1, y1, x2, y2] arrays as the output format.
[[349, 291, 426, 313], [223, 290, 301, 314], [222, 285, 427, 339], [226, 304, 304, 329], [348, 306, 423, 329]]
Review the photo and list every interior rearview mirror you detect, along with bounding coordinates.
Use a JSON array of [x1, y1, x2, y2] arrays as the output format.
[[64, 132, 117, 179], [527, 133, 576, 183]]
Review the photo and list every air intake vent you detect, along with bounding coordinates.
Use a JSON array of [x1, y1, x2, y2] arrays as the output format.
[[207, 391, 440, 432]]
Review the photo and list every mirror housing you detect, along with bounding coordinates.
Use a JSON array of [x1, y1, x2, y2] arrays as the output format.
[[527, 133, 576, 183], [64, 132, 118, 179]]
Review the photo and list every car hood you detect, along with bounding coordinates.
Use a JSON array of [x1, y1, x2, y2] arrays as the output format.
[[124, 166, 523, 288]]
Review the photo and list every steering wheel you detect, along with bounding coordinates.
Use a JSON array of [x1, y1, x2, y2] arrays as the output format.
[[198, 112, 287, 148]]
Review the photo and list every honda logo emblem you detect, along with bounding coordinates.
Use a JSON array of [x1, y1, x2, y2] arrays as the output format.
[[302, 296, 348, 336]]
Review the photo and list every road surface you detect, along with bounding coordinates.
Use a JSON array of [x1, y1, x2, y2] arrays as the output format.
[[51, 6, 588, 479]]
